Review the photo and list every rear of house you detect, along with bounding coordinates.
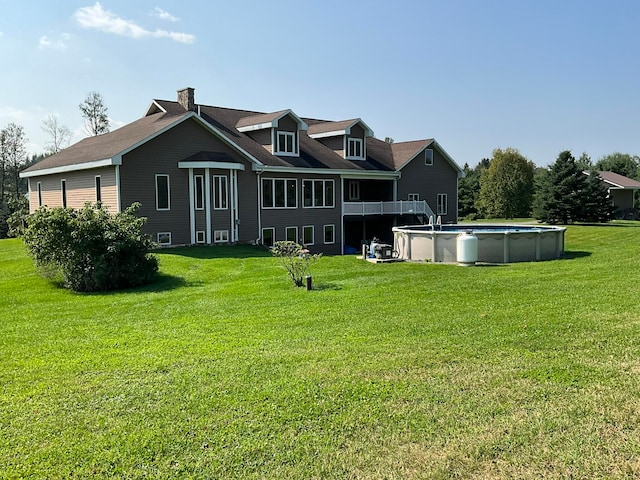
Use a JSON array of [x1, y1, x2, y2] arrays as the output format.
[[21, 88, 463, 254]]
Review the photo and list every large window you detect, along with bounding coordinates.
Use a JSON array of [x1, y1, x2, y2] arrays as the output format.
[[194, 175, 204, 210], [425, 149, 434, 166], [155, 174, 170, 210], [213, 175, 228, 210], [61, 179, 67, 208], [437, 193, 448, 215], [303, 179, 334, 208], [95, 176, 101, 202], [347, 137, 364, 159], [276, 131, 296, 155], [262, 178, 297, 209], [262, 227, 275, 247], [303, 225, 314, 246], [324, 224, 335, 244]]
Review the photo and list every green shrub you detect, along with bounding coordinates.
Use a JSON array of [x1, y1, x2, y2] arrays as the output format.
[[22, 202, 158, 292], [271, 241, 322, 287]]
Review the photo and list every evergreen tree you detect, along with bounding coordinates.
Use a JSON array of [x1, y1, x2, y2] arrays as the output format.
[[534, 150, 586, 224], [580, 170, 615, 222]]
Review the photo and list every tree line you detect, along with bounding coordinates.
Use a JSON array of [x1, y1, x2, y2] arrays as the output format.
[[459, 149, 639, 223], [0, 92, 110, 238]]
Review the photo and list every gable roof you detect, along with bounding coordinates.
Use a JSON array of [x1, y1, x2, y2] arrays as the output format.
[[307, 118, 374, 138], [236, 109, 308, 132], [22, 92, 461, 180], [595, 171, 640, 189], [21, 111, 192, 177], [391, 139, 463, 176]]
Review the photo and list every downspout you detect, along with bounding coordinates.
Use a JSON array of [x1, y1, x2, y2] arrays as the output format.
[[340, 176, 345, 254]]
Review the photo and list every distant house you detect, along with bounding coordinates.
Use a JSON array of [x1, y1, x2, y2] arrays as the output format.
[[585, 171, 640, 214], [20, 88, 464, 254]]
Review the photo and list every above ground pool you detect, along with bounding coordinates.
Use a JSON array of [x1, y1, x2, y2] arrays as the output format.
[[392, 224, 566, 263]]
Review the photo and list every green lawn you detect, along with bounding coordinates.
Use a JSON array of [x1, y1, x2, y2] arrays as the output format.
[[1, 223, 640, 479]]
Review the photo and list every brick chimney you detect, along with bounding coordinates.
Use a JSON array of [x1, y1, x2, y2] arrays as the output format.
[[177, 87, 195, 112]]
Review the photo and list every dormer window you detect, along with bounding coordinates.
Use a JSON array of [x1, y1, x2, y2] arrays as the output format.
[[276, 131, 296, 155], [347, 138, 364, 160]]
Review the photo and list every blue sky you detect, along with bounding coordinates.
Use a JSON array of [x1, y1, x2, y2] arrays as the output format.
[[1, 1, 639, 167]]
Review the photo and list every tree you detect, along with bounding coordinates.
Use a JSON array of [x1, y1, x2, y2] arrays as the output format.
[[0, 123, 28, 199], [580, 170, 615, 222], [271, 241, 322, 288], [458, 159, 489, 219], [477, 148, 534, 219], [21, 203, 158, 292], [42, 114, 72, 154], [534, 150, 587, 224], [576, 152, 593, 171], [79, 91, 110, 136], [595, 152, 640, 180]]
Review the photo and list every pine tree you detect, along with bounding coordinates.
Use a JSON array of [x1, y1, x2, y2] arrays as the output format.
[[580, 170, 615, 222]]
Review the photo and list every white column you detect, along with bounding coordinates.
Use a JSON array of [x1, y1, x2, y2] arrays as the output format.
[[188, 168, 195, 244], [205, 169, 211, 244]]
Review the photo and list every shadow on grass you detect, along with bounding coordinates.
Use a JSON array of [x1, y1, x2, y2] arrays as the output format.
[[155, 244, 272, 260], [310, 282, 342, 291], [563, 250, 592, 260]]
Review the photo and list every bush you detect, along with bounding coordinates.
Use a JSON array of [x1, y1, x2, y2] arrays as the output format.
[[271, 241, 322, 287], [22, 202, 158, 292]]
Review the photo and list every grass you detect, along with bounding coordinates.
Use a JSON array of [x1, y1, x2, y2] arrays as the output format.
[[1, 222, 640, 478]]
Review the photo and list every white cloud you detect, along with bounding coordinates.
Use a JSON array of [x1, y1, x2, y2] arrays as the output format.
[[38, 33, 71, 50], [153, 7, 179, 22], [0, 107, 30, 122], [74, 2, 195, 44]]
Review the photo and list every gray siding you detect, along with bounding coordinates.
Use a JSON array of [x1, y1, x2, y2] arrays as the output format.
[[397, 147, 459, 223], [119, 118, 253, 246], [259, 173, 342, 255]]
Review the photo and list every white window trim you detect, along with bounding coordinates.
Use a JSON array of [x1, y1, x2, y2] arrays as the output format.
[[194, 175, 205, 211], [286, 226, 298, 243], [437, 193, 448, 215], [196, 230, 206, 243], [323, 224, 335, 244], [274, 130, 298, 157], [157, 232, 172, 246], [346, 137, 365, 160], [213, 175, 228, 210], [302, 225, 314, 246], [95, 175, 102, 202], [348, 180, 360, 201], [214, 230, 229, 243], [302, 179, 335, 208], [261, 227, 275, 247], [155, 174, 170, 211], [408, 193, 420, 201], [425, 149, 434, 166], [262, 178, 298, 209]]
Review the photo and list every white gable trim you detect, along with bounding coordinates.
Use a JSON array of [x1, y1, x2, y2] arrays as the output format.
[[395, 140, 464, 178], [237, 109, 309, 133], [308, 118, 374, 139], [144, 100, 167, 116]]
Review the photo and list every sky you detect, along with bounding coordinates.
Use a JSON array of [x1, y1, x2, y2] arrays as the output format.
[[1, 0, 640, 167]]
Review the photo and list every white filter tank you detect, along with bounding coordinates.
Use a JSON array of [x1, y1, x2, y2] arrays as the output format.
[[457, 230, 478, 266]]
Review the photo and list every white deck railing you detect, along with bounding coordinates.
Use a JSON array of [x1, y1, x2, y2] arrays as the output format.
[[343, 200, 435, 218]]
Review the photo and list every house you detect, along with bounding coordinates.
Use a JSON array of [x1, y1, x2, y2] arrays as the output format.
[[585, 171, 640, 215], [20, 88, 464, 254]]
